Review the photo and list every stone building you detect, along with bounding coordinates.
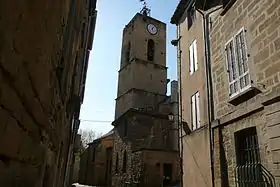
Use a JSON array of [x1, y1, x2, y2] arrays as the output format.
[[209, 0, 280, 186], [72, 134, 82, 184], [79, 130, 114, 186], [0, 0, 97, 186], [112, 11, 180, 187], [171, 0, 280, 186]]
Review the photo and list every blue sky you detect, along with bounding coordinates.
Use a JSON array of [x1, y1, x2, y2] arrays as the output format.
[[79, 0, 179, 135]]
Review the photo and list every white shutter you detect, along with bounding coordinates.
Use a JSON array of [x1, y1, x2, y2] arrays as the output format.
[[226, 28, 250, 97], [195, 92, 200, 128], [236, 29, 250, 90], [191, 95, 196, 130], [194, 40, 198, 71], [226, 40, 238, 96], [189, 43, 194, 74]]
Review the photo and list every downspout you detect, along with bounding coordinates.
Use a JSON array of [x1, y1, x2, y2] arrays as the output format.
[[196, 6, 222, 187], [176, 24, 183, 187]]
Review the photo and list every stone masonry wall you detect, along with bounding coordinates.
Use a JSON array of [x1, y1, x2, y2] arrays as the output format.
[[213, 95, 280, 186], [0, 0, 92, 186], [112, 128, 134, 187], [210, 0, 280, 186], [210, 0, 280, 119], [112, 110, 179, 187]]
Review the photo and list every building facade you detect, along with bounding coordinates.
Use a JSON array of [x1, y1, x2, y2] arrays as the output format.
[[0, 0, 97, 186], [112, 12, 180, 187], [171, 0, 280, 186], [79, 130, 114, 186], [210, 0, 280, 186], [170, 1, 215, 186]]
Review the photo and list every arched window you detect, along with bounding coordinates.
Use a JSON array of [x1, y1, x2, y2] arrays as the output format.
[[126, 42, 131, 63], [115, 153, 119, 173], [122, 150, 127, 173], [147, 39, 155, 61]]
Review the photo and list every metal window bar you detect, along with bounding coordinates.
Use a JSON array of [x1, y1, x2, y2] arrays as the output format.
[[235, 130, 275, 187], [235, 163, 275, 187]]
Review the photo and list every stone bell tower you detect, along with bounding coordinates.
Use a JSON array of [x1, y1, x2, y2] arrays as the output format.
[[114, 12, 168, 119], [111, 12, 179, 187]]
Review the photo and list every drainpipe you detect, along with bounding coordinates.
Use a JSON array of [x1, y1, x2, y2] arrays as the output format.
[[196, 6, 222, 187], [172, 24, 183, 187]]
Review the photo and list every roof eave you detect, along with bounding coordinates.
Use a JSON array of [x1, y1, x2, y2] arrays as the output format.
[[170, 0, 194, 25]]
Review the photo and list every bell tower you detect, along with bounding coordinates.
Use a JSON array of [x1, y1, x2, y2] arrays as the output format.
[[114, 12, 167, 119]]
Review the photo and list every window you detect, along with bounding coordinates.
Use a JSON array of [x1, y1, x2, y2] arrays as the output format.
[[191, 92, 200, 130], [147, 39, 155, 61], [115, 154, 119, 173], [189, 40, 198, 74], [235, 127, 263, 186], [126, 42, 131, 63], [122, 150, 127, 173], [225, 28, 250, 97], [187, 4, 196, 29], [163, 163, 172, 186]]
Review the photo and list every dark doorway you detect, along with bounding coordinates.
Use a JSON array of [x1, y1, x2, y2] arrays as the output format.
[[163, 163, 172, 186]]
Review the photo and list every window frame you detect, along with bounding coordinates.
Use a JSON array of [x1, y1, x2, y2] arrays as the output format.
[[147, 39, 155, 61], [225, 27, 251, 98], [187, 3, 196, 30], [191, 91, 200, 130], [189, 39, 198, 75], [125, 41, 131, 63]]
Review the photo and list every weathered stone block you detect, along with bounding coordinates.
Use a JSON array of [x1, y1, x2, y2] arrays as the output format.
[[253, 45, 270, 64], [266, 0, 280, 15], [259, 13, 278, 33], [274, 37, 280, 51], [269, 137, 280, 151], [263, 30, 278, 47], [271, 149, 280, 164], [265, 61, 280, 78]]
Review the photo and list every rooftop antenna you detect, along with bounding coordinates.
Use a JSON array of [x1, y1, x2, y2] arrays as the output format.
[[139, 0, 151, 16]]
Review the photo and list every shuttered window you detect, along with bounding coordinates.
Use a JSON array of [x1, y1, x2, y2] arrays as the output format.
[[225, 28, 250, 97], [191, 92, 200, 130], [189, 39, 198, 74]]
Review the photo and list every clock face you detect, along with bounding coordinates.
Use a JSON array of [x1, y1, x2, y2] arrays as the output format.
[[147, 24, 158, 35]]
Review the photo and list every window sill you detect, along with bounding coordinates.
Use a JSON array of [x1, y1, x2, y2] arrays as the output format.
[[183, 124, 207, 137], [228, 86, 261, 106], [192, 124, 207, 133]]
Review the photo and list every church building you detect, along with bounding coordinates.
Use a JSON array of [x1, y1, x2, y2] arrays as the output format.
[[111, 10, 180, 187]]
